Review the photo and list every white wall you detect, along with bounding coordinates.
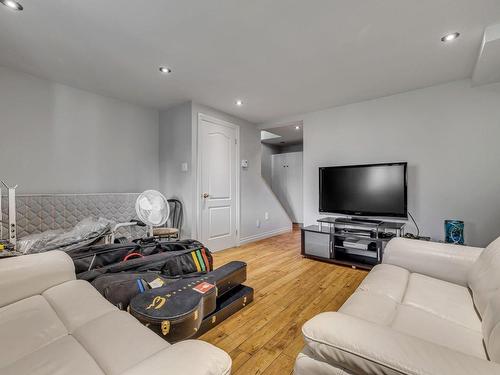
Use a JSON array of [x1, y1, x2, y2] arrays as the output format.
[[0, 66, 159, 194], [262, 79, 500, 247]]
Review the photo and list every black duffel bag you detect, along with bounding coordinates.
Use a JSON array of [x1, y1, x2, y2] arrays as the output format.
[[69, 242, 140, 275], [68, 239, 213, 282]]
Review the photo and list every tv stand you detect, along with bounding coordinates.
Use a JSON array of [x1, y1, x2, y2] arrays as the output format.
[[347, 217, 383, 225], [301, 217, 406, 270]]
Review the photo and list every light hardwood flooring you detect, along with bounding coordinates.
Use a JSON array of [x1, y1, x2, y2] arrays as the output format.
[[199, 226, 368, 375]]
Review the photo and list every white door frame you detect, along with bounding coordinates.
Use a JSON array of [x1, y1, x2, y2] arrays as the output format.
[[196, 113, 240, 247]]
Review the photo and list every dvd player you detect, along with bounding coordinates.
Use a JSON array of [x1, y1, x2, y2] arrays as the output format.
[[343, 239, 376, 250]]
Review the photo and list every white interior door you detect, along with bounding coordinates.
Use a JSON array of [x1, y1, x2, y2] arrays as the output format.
[[198, 115, 239, 251]]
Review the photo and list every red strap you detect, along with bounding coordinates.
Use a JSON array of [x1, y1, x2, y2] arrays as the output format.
[[123, 252, 144, 262]]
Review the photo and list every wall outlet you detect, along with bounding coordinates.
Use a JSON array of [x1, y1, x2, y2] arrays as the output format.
[[256, 219, 261, 228], [264, 212, 269, 221], [181, 162, 188, 172]]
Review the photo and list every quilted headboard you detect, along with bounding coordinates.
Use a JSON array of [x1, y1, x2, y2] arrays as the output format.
[[1, 193, 145, 240]]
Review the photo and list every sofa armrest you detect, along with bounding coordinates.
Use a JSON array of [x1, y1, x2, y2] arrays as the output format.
[[383, 238, 483, 286], [302, 312, 499, 375], [121, 340, 231, 375], [0, 251, 75, 307]]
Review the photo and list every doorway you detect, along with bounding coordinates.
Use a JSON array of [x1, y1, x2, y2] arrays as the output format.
[[197, 114, 240, 251], [260, 122, 303, 225]]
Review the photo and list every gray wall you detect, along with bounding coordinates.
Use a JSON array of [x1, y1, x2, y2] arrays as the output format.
[[0, 65, 289, 243], [261, 143, 281, 186], [262, 79, 500, 247], [159, 102, 193, 237], [0, 66, 159, 194]]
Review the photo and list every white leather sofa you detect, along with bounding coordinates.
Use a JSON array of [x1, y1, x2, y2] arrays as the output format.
[[295, 236, 500, 374], [0, 251, 231, 375]]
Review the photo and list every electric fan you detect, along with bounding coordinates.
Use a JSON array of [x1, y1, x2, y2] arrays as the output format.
[[135, 190, 170, 237]]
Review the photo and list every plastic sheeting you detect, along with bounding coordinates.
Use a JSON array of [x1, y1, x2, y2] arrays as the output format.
[[17, 217, 114, 254]]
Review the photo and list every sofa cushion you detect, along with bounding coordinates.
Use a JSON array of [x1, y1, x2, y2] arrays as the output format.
[[121, 340, 232, 375], [0, 295, 67, 367], [383, 238, 483, 286], [339, 264, 409, 326], [339, 291, 398, 326], [403, 273, 480, 331], [72, 310, 169, 375], [1, 335, 104, 375], [0, 251, 75, 308], [355, 263, 409, 302], [392, 305, 486, 359], [468, 236, 500, 316], [43, 280, 117, 332]]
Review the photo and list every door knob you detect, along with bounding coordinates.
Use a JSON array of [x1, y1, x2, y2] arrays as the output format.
[[202, 193, 209, 199]]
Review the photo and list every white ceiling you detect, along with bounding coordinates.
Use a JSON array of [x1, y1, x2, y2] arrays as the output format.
[[1, 1, 499, 123], [261, 123, 303, 146]]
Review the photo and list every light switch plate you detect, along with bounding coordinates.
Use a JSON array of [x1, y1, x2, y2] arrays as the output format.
[[181, 162, 188, 172]]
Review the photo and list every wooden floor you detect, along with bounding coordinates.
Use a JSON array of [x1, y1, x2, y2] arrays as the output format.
[[199, 226, 368, 375]]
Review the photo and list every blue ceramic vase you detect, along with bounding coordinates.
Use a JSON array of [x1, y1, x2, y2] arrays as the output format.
[[445, 220, 464, 245]]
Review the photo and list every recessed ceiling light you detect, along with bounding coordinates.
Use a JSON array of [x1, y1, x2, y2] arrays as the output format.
[[1, 0, 23, 10], [235, 99, 243, 106], [159, 66, 172, 74], [295, 126, 300, 130], [441, 32, 460, 42]]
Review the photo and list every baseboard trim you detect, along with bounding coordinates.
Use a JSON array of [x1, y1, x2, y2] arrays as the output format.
[[238, 226, 292, 246]]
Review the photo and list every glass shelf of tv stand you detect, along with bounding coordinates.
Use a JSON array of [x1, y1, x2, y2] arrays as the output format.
[[317, 217, 406, 237], [333, 231, 385, 242]]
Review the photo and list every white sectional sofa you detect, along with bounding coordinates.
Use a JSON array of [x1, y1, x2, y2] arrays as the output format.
[[0, 251, 231, 375], [295, 236, 500, 374]]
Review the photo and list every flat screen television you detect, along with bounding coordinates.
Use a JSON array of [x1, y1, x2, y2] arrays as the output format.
[[319, 162, 407, 218]]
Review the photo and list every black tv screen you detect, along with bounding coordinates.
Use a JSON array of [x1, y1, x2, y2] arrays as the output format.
[[319, 162, 407, 218]]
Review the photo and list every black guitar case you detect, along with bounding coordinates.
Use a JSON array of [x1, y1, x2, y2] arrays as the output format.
[[194, 284, 254, 338], [129, 261, 251, 342], [91, 271, 173, 310]]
